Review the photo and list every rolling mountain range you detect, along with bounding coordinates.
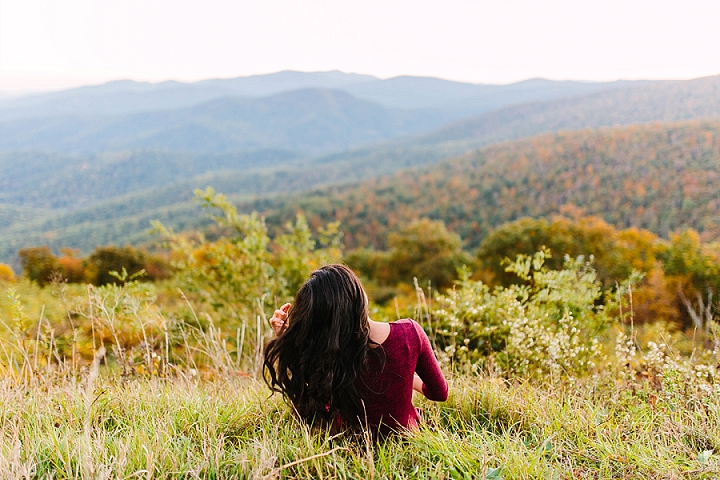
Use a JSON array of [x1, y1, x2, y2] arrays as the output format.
[[417, 75, 720, 146], [0, 72, 719, 266], [0, 72, 652, 155], [0, 89, 453, 154], [0, 70, 643, 121]]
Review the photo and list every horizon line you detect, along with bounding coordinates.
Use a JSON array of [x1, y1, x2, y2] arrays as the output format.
[[4, 69, 717, 99]]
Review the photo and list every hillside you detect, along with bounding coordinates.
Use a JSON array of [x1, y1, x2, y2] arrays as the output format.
[[0, 145, 447, 263], [0, 149, 301, 211], [0, 89, 451, 155], [5, 120, 715, 267], [1, 76, 719, 265], [273, 75, 720, 197], [253, 121, 720, 249], [414, 75, 720, 145]]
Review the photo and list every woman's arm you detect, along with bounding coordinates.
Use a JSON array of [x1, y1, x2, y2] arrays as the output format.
[[412, 320, 449, 401]]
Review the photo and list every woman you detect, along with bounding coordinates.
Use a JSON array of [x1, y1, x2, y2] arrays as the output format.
[[263, 264, 448, 436]]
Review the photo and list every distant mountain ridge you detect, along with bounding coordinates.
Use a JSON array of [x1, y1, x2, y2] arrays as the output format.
[[0, 70, 647, 121], [280, 74, 720, 189], [0, 88, 455, 154], [0, 70, 665, 158], [0, 71, 378, 120], [345, 76, 649, 114], [0, 74, 697, 157], [418, 75, 720, 145]]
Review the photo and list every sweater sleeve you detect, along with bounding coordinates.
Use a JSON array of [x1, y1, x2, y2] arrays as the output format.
[[411, 320, 449, 402]]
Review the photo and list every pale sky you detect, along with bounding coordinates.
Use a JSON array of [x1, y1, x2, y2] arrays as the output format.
[[1, 0, 719, 94]]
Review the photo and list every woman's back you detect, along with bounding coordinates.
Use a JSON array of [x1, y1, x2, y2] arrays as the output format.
[[352, 319, 448, 435]]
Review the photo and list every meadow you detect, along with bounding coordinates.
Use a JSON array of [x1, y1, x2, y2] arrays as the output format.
[[2, 368, 719, 479], [1, 250, 718, 479]]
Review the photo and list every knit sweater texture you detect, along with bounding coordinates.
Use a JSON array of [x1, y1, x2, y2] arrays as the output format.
[[351, 319, 448, 434]]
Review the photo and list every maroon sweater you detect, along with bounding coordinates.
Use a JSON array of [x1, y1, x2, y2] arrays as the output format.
[[351, 319, 448, 434]]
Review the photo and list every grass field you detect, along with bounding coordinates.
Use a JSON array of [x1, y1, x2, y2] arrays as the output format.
[[1, 368, 718, 479], [1, 271, 719, 479]]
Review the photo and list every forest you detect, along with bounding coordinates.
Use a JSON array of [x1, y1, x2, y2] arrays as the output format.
[[255, 120, 720, 249], [2, 120, 719, 365]]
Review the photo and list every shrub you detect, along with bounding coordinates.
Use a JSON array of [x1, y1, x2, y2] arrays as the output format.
[[615, 325, 720, 397], [57, 256, 85, 283], [432, 250, 614, 378], [346, 218, 472, 294], [83, 245, 170, 286], [84, 246, 148, 286], [18, 246, 59, 286], [476, 215, 659, 288], [0, 263, 15, 283], [154, 187, 343, 325]]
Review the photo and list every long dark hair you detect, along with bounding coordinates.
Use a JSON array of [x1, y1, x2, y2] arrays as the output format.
[[263, 264, 372, 426]]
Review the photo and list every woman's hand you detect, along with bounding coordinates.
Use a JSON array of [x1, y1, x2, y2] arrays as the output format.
[[270, 303, 291, 336]]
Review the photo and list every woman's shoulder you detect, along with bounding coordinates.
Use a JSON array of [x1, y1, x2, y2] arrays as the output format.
[[392, 318, 418, 327], [390, 318, 425, 338]]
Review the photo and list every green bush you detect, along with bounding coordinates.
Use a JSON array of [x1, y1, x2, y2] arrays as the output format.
[[476, 215, 659, 288], [433, 250, 614, 378], [154, 187, 343, 326], [84, 246, 147, 286], [345, 218, 472, 299]]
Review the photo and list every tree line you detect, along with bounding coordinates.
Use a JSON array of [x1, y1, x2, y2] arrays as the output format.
[[3, 201, 717, 333], [343, 213, 718, 330], [7, 245, 170, 287]]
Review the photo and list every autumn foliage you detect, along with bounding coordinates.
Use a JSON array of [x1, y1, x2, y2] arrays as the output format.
[[259, 121, 720, 250], [17, 245, 169, 286], [0, 263, 15, 283]]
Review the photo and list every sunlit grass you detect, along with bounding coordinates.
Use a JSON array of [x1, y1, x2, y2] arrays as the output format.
[[1, 275, 719, 478], [1, 373, 718, 479]]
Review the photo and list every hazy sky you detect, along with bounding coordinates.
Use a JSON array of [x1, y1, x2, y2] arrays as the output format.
[[1, 0, 719, 93]]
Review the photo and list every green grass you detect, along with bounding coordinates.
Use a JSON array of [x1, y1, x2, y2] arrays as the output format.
[[1, 276, 718, 478], [1, 373, 718, 479]]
